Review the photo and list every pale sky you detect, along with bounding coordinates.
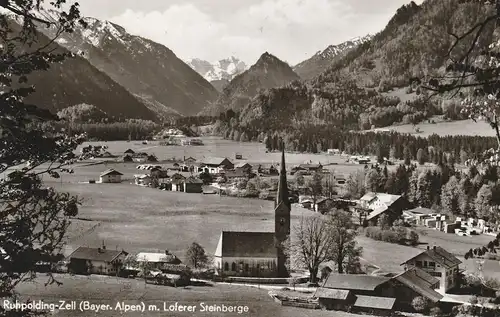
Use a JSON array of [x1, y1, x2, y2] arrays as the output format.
[[75, 0, 424, 65]]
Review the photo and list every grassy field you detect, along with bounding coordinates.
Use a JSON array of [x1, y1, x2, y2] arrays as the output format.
[[376, 119, 495, 138], [56, 182, 316, 261], [13, 274, 379, 317]]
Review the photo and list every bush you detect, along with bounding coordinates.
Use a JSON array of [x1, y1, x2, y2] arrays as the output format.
[[364, 226, 416, 245], [412, 296, 431, 313], [429, 306, 443, 317], [408, 230, 420, 246]]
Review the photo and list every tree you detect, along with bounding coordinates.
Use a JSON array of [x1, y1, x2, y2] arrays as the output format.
[[0, 0, 92, 313], [476, 184, 494, 219], [285, 211, 362, 283], [403, 146, 412, 165], [307, 171, 323, 205], [364, 169, 380, 192], [295, 172, 305, 187], [416, 148, 426, 165], [441, 176, 460, 214], [186, 242, 209, 269], [345, 170, 365, 199]]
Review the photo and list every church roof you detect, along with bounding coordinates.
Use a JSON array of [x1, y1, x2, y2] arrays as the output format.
[[275, 146, 290, 211], [214, 231, 277, 258]]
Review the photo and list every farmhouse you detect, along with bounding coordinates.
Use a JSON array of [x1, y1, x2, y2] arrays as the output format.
[[298, 163, 323, 172], [213, 148, 290, 278], [67, 246, 127, 275], [224, 170, 247, 181], [135, 250, 181, 270], [401, 246, 462, 293], [197, 157, 234, 174], [359, 192, 405, 226], [389, 267, 443, 307], [99, 169, 123, 183], [314, 198, 333, 213], [184, 156, 197, 163], [183, 176, 204, 193], [235, 162, 253, 172]]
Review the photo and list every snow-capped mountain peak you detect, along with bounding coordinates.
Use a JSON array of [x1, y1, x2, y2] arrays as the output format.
[[314, 34, 373, 59], [186, 57, 248, 82]]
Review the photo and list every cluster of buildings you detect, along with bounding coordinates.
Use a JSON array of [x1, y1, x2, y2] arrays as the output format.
[[122, 149, 157, 163], [315, 246, 462, 315], [66, 245, 190, 285]]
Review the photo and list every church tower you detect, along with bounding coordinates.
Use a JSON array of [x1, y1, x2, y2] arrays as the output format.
[[275, 144, 291, 277]]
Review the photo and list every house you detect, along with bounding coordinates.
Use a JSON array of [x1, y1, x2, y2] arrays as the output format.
[[171, 176, 186, 192], [359, 192, 405, 226], [184, 156, 197, 163], [235, 153, 243, 159], [132, 152, 149, 162], [389, 267, 443, 310], [99, 169, 123, 183], [314, 198, 333, 213], [213, 231, 278, 277], [122, 155, 133, 162], [214, 148, 291, 278], [404, 207, 435, 225], [183, 176, 204, 193], [135, 174, 152, 186], [135, 250, 181, 270], [322, 274, 392, 296], [235, 162, 252, 173], [197, 157, 234, 174], [67, 246, 128, 275], [315, 288, 354, 310], [224, 170, 248, 181], [298, 163, 323, 172], [327, 149, 341, 155], [124, 149, 135, 155], [401, 246, 462, 293]]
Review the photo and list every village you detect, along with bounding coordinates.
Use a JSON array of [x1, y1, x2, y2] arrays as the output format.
[[16, 139, 498, 317]]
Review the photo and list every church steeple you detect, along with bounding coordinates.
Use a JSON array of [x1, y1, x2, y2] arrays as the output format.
[[275, 144, 290, 210]]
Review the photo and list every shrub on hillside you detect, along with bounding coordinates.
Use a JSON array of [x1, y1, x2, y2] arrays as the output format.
[[412, 296, 431, 313], [364, 226, 419, 246]]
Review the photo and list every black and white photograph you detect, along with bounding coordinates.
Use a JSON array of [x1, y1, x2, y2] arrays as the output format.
[[2, 0, 500, 316]]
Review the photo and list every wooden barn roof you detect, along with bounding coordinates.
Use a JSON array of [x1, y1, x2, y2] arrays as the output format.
[[323, 274, 390, 291], [354, 295, 395, 310], [68, 247, 126, 262]]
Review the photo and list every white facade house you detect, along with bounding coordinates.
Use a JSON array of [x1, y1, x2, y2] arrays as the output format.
[[99, 169, 123, 183], [401, 246, 462, 293]]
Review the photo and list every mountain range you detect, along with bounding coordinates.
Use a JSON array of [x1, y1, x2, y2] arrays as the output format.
[[200, 52, 302, 116], [293, 35, 373, 81], [186, 57, 248, 92]]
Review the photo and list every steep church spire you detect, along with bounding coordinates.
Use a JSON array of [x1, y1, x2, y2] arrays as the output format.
[[275, 143, 290, 210]]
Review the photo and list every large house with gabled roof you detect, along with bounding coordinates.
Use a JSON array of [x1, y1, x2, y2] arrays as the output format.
[[99, 169, 123, 183], [401, 246, 462, 292], [358, 192, 406, 226], [213, 147, 290, 278], [67, 245, 128, 275], [196, 157, 234, 174]]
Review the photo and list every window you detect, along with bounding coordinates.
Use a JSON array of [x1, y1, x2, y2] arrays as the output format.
[[429, 262, 435, 268], [416, 261, 423, 267], [245, 264, 249, 272], [224, 262, 229, 271], [429, 271, 442, 277], [231, 262, 236, 271], [423, 261, 428, 267]]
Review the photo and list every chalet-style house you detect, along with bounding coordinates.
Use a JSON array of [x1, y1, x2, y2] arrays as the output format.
[[214, 148, 290, 278], [99, 169, 123, 183], [298, 163, 323, 173], [315, 267, 443, 314], [168, 175, 203, 193], [67, 246, 128, 275], [135, 250, 181, 270], [358, 192, 405, 226], [235, 162, 252, 173], [401, 246, 462, 293], [124, 149, 135, 155], [314, 198, 333, 213], [196, 157, 234, 174], [184, 156, 197, 163], [235, 153, 243, 159], [223, 170, 247, 181]]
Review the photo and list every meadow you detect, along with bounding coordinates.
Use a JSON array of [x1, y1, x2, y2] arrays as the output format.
[[378, 119, 495, 138], [14, 274, 379, 317]]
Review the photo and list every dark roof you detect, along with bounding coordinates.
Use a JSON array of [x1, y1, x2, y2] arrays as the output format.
[[124, 149, 135, 154], [215, 231, 276, 258], [68, 247, 126, 262], [323, 274, 390, 291], [202, 157, 232, 166], [298, 164, 322, 169], [184, 176, 203, 184], [405, 207, 434, 215], [235, 162, 252, 168], [170, 173, 186, 180], [402, 246, 462, 269], [100, 169, 123, 177], [354, 295, 396, 310], [393, 268, 443, 302], [314, 288, 350, 300]]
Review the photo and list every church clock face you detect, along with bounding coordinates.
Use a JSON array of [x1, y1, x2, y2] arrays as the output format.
[[279, 217, 286, 226]]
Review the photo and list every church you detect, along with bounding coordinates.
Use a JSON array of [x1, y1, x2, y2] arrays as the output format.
[[213, 148, 291, 278]]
